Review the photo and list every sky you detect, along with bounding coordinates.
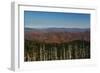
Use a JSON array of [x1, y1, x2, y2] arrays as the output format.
[[24, 11, 90, 28]]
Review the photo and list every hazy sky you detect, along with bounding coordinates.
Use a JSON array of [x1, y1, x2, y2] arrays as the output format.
[[24, 11, 90, 28]]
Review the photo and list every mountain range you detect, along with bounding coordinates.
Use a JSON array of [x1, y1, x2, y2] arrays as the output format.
[[25, 27, 90, 32], [24, 28, 90, 43]]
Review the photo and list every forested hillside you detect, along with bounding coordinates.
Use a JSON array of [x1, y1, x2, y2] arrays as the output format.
[[24, 28, 90, 61]]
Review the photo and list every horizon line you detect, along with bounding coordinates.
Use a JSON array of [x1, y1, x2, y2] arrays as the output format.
[[24, 26, 90, 29]]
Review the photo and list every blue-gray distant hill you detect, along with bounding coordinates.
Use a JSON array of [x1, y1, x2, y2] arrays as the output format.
[[25, 28, 90, 32]]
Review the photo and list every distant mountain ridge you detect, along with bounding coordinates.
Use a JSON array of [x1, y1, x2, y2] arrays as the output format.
[[25, 27, 90, 32]]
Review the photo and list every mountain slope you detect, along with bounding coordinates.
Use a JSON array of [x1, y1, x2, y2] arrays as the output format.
[[24, 28, 90, 43]]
